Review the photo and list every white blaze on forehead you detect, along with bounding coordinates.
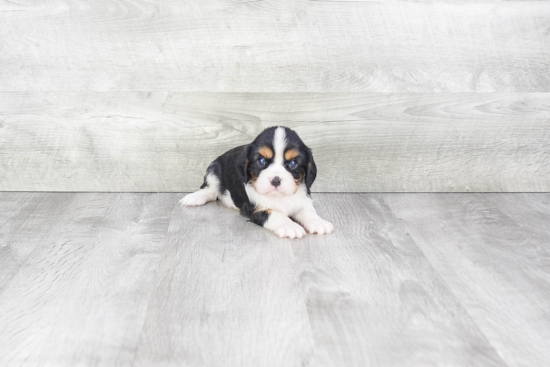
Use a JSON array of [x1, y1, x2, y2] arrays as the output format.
[[273, 127, 287, 165]]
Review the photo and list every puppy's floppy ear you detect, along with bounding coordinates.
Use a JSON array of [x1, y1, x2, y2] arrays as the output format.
[[236, 144, 254, 183], [304, 147, 317, 192]]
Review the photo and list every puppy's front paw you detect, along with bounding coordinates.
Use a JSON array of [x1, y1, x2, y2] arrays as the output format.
[[274, 221, 306, 239], [304, 218, 334, 235]]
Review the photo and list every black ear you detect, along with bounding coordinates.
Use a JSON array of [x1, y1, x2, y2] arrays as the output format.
[[305, 147, 317, 192], [236, 145, 253, 183]]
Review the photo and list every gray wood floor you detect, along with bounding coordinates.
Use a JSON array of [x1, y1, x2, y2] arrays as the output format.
[[1, 192, 549, 366]]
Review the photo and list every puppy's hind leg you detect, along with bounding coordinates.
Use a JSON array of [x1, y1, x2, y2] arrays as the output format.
[[180, 171, 220, 207]]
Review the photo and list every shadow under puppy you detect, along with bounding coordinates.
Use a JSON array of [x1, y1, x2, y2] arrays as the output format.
[[180, 126, 334, 239]]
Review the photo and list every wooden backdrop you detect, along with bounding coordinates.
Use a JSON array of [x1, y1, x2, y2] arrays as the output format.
[[1, 0, 549, 192]]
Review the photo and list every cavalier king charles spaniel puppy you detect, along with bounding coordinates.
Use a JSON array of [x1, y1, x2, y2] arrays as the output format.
[[180, 126, 334, 239]]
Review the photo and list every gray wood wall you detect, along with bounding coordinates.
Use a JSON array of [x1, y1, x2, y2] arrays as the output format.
[[1, 0, 549, 192]]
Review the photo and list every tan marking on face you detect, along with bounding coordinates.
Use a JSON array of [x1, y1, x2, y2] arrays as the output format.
[[294, 171, 305, 186], [249, 168, 257, 182], [258, 146, 273, 159], [285, 149, 299, 161]]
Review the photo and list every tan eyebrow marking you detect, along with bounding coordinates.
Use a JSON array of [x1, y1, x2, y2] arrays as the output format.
[[284, 149, 299, 161], [258, 146, 273, 159]]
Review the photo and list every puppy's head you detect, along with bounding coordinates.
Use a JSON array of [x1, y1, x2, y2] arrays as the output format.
[[236, 126, 316, 196]]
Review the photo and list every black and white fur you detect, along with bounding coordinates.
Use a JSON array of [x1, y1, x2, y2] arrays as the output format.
[[180, 126, 334, 239]]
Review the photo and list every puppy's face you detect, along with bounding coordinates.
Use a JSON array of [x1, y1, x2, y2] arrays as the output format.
[[237, 127, 316, 196]]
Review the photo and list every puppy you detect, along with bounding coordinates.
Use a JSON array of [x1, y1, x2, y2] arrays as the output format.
[[180, 126, 333, 239]]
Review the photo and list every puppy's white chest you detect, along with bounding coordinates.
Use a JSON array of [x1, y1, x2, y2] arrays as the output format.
[[245, 184, 310, 216]]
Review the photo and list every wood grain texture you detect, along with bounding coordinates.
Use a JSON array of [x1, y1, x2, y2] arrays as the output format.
[[0, 193, 178, 366], [291, 194, 505, 367], [134, 196, 314, 366], [1, 92, 549, 192], [2, 192, 550, 366], [1, 0, 549, 92], [384, 193, 550, 367], [0, 193, 75, 291]]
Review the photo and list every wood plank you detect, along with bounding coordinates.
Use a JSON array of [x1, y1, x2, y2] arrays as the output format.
[[0, 193, 76, 291], [2, 193, 549, 365], [134, 193, 506, 366], [1, 92, 549, 192], [384, 193, 550, 367], [1, 1, 549, 92], [133, 199, 315, 366], [294, 194, 506, 366], [0, 193, 178, 366]]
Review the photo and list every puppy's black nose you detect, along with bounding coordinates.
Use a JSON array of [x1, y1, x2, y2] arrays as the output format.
[[271, 176, 281, 187]]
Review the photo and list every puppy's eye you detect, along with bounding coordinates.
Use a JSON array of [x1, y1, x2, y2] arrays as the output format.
[[258, 157, 266, 166], [289, 160, 297, 169]]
